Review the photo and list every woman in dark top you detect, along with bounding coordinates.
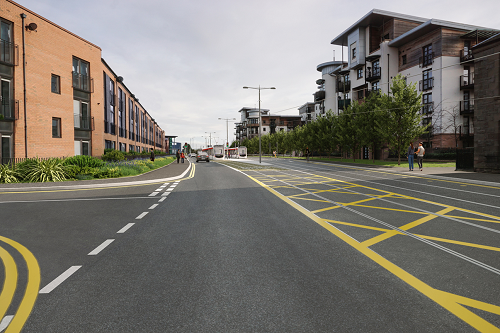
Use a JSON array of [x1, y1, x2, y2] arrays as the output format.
[[407, 142, 415, 171]]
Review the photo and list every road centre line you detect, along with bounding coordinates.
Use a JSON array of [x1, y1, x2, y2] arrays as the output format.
[[161, 192, 170, 197], [135, 212, 148, 219], [148, 192, 159, 197], [243, 171, 500, 332], [158, 197, 167, 202], [88, 239, 114, 256], [117, 223, 135, 234], [251, 169, 500, 276], [166, 188, 174, 191], [149, 204, 158, 209], [39, 266, 82, 294]]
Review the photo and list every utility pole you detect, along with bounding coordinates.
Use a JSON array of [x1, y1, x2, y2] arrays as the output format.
[[219, 117, 236, 158]]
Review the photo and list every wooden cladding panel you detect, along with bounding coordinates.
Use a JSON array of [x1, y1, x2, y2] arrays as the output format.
[[393, 19, 421, 39], [441, 29, 468, 57], [369, 26, 381, 53], [398, 28, 442, 71]]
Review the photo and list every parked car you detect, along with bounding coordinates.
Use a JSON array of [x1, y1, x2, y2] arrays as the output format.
[[196, 152, 209, 162]]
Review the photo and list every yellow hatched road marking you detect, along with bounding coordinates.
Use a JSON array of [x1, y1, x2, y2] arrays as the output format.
[[0, 245, 17, 320], [246, 173, 500, 332], [0, 236, 40, 333], [292, 197, 331, 203], [324, 219, 390, 232], [349, 204, 428, 215], [445, 215, 500, 224]]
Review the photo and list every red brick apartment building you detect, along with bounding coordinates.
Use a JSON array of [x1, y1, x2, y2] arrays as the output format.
[[0, 0, 166, 163]]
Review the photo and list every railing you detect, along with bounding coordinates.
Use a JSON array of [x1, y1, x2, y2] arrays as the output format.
[[104, 120, 116, 135], [422, 102, 434, 115], [74, 114, 94, 130], [0, 40, 18, 65], [366, 67, 381, 81], [460, 73, 474, 89], [337, 80, 351, 92], [314, 90, 325, 102], [460, 124, 473, 137], [338, 99, 351, 110], [419, 77, 434, 91], [1, 156, 66, 166], [72, 71, 93, 92], [460, 49, 473, 62], [460, 100, 474, 114], [419, 52, 434, 67], [0, 99, 19, 121]]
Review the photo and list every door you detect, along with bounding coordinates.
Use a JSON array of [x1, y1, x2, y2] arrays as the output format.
[[2, 135, 11, 164]]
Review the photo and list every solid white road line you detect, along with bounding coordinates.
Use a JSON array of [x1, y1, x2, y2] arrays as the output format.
[[149, 204, 158, 209], [136, 212, 149, 219], [161, 192, 171, 196], [158, 197, 167, 202], [148, 192, 160, 197], [39, 266, 82, 294], [117, 223, 135, 234], [88, 239, 115, 255]]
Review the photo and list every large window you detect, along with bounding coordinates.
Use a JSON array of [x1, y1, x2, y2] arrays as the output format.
[[0, 20, 14, 65], [72, 57, 91, 92], [52, 118, 61, 138], [129, 99, 134, 140], [422, 93, 433, 114], [422, 69, 433, 91], [422, 44, 433, 67], [357, 68, 363, 79]]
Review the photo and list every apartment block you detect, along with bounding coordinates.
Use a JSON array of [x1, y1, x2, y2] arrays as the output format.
[[0, 0, 165, 163], [321, 9, 498, 150]]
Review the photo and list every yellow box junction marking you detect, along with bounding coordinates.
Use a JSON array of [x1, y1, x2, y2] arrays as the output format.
[[246, 172, 500, 332]]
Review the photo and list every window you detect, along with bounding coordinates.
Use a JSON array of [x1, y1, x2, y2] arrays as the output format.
[[372, 81, 379, 91], [352, 47, 356, 59], [402, 55, 407, 65], [422, 93, 433, 114], [422, 69, 433, 91], [422, 44, 433, 67], [105, 140, 115, 150], [357, 68, 363, 79], [52, 118, 61, 138], [0, 20, 14, 65], [357, 89, 364, 100], [72, 57, 91, 91], [51, 74, 60, 94], [129, 144, 134, 152]]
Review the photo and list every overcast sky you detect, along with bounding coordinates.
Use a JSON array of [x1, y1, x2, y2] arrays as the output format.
[[17, 0, 500, 148]]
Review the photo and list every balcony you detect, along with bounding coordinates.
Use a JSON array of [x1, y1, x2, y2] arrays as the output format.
[[338, 99, 351, 110], [72, 71, 94, 92], [460, 100, 474, 115], [337, 80, 351, 92], [0, 40, 18, 66], [460, 125, 473, 138], [366, 67, 381, 82], [0, 99, 19, 121], [104, 120, 116, 135], [314, 90, 325, 102], [422, 102, 434, 115], [419, 77, 434, 91], [460, 49, 474, 63], [460, 73, 474, 90], [74, 115, 94, 130]]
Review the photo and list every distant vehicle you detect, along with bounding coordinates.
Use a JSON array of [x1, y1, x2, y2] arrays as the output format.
[[213, 145, 224, 158], [196, 152, 209, 162], [238, 146, 247, 158]]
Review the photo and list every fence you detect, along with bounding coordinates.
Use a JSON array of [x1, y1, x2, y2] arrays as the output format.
[[1, 156, 69, 167], [456, 148, 474, 170]]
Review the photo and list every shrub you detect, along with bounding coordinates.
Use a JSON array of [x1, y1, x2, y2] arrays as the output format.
[[19, 158, 67, 182], [0, 164, 19, 183], [102, 150, 125, 162], [94, 167, 123, 179], [64, 165, 81, 179], [63, 155, 105, 168]]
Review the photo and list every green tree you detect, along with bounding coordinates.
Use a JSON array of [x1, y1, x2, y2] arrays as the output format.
[[378, 74, 428, 165], [357, 92, 385, 163]]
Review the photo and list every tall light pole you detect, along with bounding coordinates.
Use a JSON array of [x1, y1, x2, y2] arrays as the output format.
[[204, 132, 216, 147], [243, 86, 276, 163], [219, 117, 236, 158]]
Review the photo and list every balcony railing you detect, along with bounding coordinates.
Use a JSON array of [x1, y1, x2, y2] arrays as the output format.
[[460, 125, 473, 137], [460, 100, 474, 114], [74, 115, 94, 130], [460, 49, 473, 62], [366, 67, 381, 82], [314, 90, 325, 102], [422, 102, 434, 115], [460, 73, 474, 90], [0, 99, 19, 121], [0, 40, 18, 65], [104, 120, 116, 135], [419, 77, 434, 91], [72, 71, 94, 92], [337, 80, 351, 92], [338, 99, 351, 110]]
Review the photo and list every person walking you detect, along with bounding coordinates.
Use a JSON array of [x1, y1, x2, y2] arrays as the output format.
[[181, 151, 185, 163], [305, 147, 310, 162], [176, 149, 180, 164], [150, 148, 155, 162], [416, 142, 425, 171], [407, 142, 415, 171]]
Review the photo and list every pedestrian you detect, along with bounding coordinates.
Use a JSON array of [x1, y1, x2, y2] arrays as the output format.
[[181, 151, 185, 163], [416, 142, 425, 171], [305, 147, 310, 162], [150, 148, 155, 162], [407, 142, 415, 171], [176, 149, 180, 163]]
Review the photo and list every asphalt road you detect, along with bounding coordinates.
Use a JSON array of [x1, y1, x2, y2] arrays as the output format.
[[0, 157, 499, 332]]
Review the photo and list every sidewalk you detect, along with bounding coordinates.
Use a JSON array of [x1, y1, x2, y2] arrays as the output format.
[[0, 159, 191, 190]]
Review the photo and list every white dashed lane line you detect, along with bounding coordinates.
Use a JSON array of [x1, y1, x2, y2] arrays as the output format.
[[39, 266, 82, 294], [148, 192, 160, 197], [88, 239, 115, 255], [161, 192, 170, 197], [136, 212, 148, 219], [117, 223, 135, 234], [158, 197, 167, 202], [149, 204, 158, 209]]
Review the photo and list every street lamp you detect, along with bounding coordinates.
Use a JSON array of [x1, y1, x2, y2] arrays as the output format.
[[243, 86, 276, 163], [219, 117, 236, 159], [204, 132, 216, 147]]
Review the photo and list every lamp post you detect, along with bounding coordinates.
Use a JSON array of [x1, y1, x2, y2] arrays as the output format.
[[204, 132, 216, 147], [243, 86, 276, 163], [219, 117, 236, 159]]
